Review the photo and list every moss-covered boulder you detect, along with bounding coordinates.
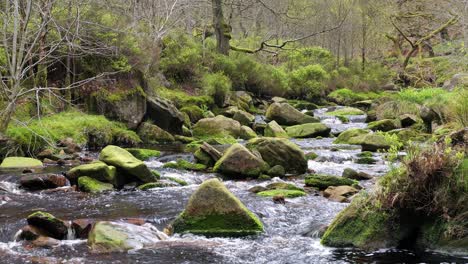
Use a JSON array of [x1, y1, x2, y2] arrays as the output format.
[[99, 145, 156, 183], [67, 161, 120, 186], [163, 159, 207, 171], [264, 121, 288, 138], [305, 174, 358, 190], [367, 119, 400, 132], [326, 107, 365, 116], [27, 211, 68, 240], [321, 196, 397, 249], [246, 138, 307, 174], [181, 105, 205, 123], [266, 102, 319, 126], [267, 165, 286, 178], [88, 221, 167, 253], [137, 122, 175, 143], [125, 148, 161, 161], [257, 189, 306, 198], [78, 176, 114, 193], [137, 181, 177, 190], [193, 115, 242, 140], [285, 123, 331, 138], [0, 157, 43, 169], [240, 126, 257, 140], [342, 168, 372, 180], [213, 144, 269, 178], [146, 96, 185, 134], [266, 182, 304, 191], [171, 178, 263, 237], [360, 134, 392, 152], [333, 129, 370, 145], [232, 110, 255, 126]]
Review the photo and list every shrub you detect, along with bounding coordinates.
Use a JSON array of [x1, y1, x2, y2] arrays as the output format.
[[289, 64, 329, 101], [328, 88, 381, 105], [281, 47, 334, 71], [201, 72, 232, 107]]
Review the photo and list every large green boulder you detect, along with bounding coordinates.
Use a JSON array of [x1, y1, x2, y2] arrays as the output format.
[[367, 119, 400, 132], [213, 144, 269, 178], [246, 138, 307, 174], [78, 176, 114, 193], [333, 129, 370, 145], [266, 102, 319, 126], [285, 123, 331, 138], [27, 211, 68, 240], [305, 174, 357, 190], [193, 115, 242, 139], [171, 178, 264, 237], [88, 221, 167, 253], [137, 122, 175, 143], [99, 145, 156, 183], [67, 161, 120, 186], [360, 134, 392, 152], [264, 121, 288, 138], [0, 157, 43, 169]]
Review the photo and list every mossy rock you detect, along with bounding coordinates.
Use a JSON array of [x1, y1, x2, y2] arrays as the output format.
[[67, 161, 120, 186], [266, 182, 304, 191], [165, 177, 188, 186], [88, 221, 166, 253], [367, 119, 400, 132], [232, 110, 255, 126], [137, 181, 177, 190], [27, 211, 68, 240], [264, 121, 288, 138], [78, 176, 114, 193], [326, 107, 365, 116], [387, 128, 429, 143], [213, 144, 269, 178], [194, 149, 214, 167], [125, 148, 161, 161], [333, 129, 370, 145], [289, 101, 319, 111], [99, 145, 157, 183], [246, 138, 307, 174], [360, 134, 392, 152], [285, 123, 331, 138], [181, 105, 205, 123], [267, 165, 286, 178], [171, 178, 264, 237], [240, 126, 257, 140], [137, 122, 175, 144], [163, 159, 207, 171], [321, 197, 397, 248], [193, 115, 242, 140], [0, 157, 43, 169], [266, 102, 319, 126], [305, 174, 358, 190], [356, 157, 377, 164], [257, 189, 306, 198], [305, 152, 318, 160]]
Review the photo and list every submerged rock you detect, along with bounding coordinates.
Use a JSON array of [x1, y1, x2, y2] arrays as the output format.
[[67, 161, 119, 186], [285, 123, 331, 138], [213, 144, 269, 178], [266, 102, 319, 126], [88, 221, 167, 253], [246, 138, 307, 174], [264, 121, 288, 138], [78, 176, 114, 193], [305, 174, 357, 190], [171, 178, 264, 237], [0, 157, 43, 169], [20, 174, 68, 191], [257, 189, 306, 198], [26, 211, 68, 240], [99, 145, 156, 183]]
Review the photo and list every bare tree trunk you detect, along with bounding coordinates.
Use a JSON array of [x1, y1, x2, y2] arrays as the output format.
[[212, 0, 231, 55], [0, 102, 16, 133]]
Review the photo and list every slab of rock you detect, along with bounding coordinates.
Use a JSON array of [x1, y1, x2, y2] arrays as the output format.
[[146, 96, 185, 134], [264, 121, 288, 138], [0, 157, 43, 169], [323, 186, 359, 203], [266, 102, 319, 126], [26, 211, 68, 240], [171, 178, 264, 237], [67, 161, 119, 186], [193, 115, 242, 139], [367, 119, 399, 132], [286, 123, 331, 138]]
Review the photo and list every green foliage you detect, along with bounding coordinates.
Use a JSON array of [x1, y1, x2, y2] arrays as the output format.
[[201, 72, 232, 107], [281, 47, 334, 71], [125, 148, 161, 161], [257, 189, 306, 198], [288, 64, 329, 101], [6, 111, 140, 154], [154, 85, 214, 108], [393, 87, 448, 104], [328, 88, 381, 105]]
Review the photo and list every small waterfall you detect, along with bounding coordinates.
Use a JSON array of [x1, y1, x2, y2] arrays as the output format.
[[0, 182, 21, 194], [66, 221, 76, 240]]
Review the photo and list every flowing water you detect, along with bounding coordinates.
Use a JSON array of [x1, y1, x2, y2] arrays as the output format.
[[0, 107, 466, 263]]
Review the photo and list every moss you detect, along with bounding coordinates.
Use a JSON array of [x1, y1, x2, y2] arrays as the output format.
[[264, 121, 288, 138], [285, 123, 331, 138], [6, 111, 140, 154], [305, 174, 358, 190], [213, 143, 269, 178], [266, 182, 304, 191], [137, 181, 174, 190], [67, 161, 119, 186], [357, 157, 377, 164], [358, 151, 373, 158], [258, 174, 271, 181], [78, 176, 114, 193], [257, 189, 306, 198], [194, 149, 214, 167], [333, 129, 370, 144], [28, 211, 58, 222], [321, 195, 396, 248], [336, 115, 349, 123], [172, 179, 263, 237], [163, 159, 207, 171], [181, 105, 205, 123], [88, 221, 130, 252], [326, 107, 365, 116], [305, 152, 318, 160], [166, 177, 188, 186], [0, 157, 43, 169], [367, 119, 399, 132], [125, 148, 161, 161], [137, 122, 175, 143], [156, 86, 214, 108], [151, 170, 161, 180]]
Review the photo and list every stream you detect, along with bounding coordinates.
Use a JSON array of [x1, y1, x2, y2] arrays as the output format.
[[0, 107, 466, 263]]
